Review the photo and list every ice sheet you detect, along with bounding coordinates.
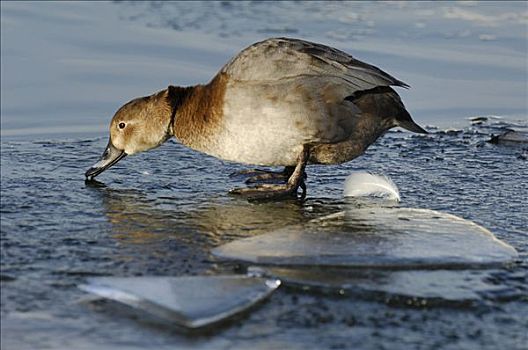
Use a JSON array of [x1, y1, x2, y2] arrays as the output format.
[[213, 208, 518, 268]]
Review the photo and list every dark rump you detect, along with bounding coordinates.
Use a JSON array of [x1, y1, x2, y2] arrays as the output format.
[[345, 86, 427, 134]]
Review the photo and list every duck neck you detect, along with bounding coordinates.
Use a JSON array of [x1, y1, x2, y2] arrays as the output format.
[[166, 85, 195, 139], [168, 73, 227, 150]]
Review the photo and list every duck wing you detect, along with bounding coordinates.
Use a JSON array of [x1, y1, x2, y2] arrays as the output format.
[[221, 37, 408, 92]]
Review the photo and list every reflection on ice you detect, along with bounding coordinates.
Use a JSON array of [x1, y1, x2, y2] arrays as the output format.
[[250, 266, 516, 302], [213, 208, 518, 268], [79, 275, 280, 328]]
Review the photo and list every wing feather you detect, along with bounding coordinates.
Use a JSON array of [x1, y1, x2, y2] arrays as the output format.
[[221, 38, 408, 93]]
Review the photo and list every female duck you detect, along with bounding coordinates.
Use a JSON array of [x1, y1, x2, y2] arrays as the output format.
[[85, 37, 426, 199]]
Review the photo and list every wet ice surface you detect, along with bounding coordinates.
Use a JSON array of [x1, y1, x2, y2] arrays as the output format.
[[213, 208, 518, 267], [2, 119, 527, 349], [2, 1, 528, 349]]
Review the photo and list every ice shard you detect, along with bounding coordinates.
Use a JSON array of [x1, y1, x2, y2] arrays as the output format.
[[79, 275, 280, 328]]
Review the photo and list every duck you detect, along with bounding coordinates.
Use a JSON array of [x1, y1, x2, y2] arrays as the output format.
[[85, 37, 426, 199]]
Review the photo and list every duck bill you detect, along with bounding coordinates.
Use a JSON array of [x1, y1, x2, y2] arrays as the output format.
[[85, 140, 127, 180]]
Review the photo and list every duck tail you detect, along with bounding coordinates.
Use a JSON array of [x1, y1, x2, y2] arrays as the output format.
[[396, 108, 428, 134], [347, 86, 427, 134]]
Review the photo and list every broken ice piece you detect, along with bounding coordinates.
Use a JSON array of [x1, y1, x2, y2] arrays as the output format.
[[212, 208, 518, 268], [489, 130, 528, 145], [79, 275, 280, 328]]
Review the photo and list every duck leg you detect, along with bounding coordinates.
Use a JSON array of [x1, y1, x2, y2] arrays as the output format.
[[229, 146, 309, 200]]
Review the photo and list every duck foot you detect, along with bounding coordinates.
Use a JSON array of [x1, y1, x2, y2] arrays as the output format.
[[229, 180, 307, 200], [245, 166, 295, 184], [229, 168, 270, 178], [229, 146, 309, 200], [229, 167, 298, 184]]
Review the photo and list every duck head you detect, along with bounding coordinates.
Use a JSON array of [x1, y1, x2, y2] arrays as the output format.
[[85, 89, 177, 180]]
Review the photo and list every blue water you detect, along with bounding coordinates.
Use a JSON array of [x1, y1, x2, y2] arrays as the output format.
[[1, 2, 527, 349]]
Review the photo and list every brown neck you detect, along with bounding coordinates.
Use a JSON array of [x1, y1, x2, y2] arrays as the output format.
[[168, 73, 228, 149]]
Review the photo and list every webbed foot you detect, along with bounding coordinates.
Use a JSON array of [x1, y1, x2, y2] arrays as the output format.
[[229, 147, 309, 200], [229, 167, 296, 184]]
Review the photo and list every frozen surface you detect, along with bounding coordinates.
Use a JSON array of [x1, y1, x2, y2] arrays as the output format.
[[79, 276, 280, 328], [213, 208, 518, 267], [2, 109, 527, 350]]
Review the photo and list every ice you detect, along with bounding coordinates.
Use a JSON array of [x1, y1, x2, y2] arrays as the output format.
[[212, 208, 518, 268], [78, 275, 280, 328], [489, 130, 528, 145]]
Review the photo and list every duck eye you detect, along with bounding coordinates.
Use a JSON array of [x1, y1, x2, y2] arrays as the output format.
[[118, 122, 126, 129]]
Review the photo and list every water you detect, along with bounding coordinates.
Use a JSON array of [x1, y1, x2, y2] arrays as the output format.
[[1, 1, 527, 349]]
